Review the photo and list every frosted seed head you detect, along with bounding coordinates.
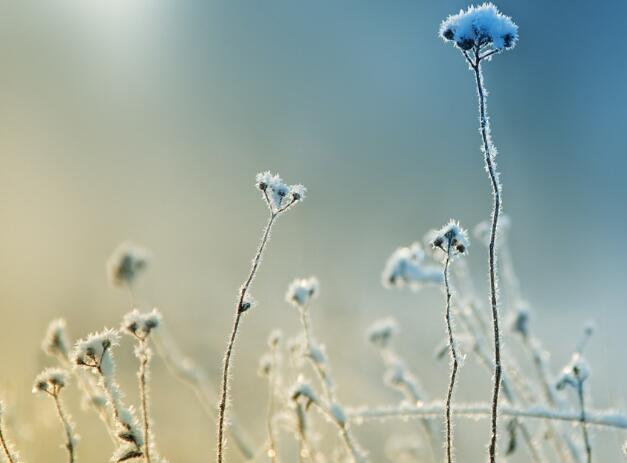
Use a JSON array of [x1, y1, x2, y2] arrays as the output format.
[[106, 242, 149, 288], [255, 171, 306, 213], [509, 305, 531, 338], [267, 329, 283, 349], [121, 308, 162, 338], [367, 318, 399, 348], [382, 242, 443, 290], [258, 353, 274, 377], [440, 3, 519, 53], [286, 277, 320, 308], [430, 220, 470, 259], [72, 329, 120, 372], [42, 318, 70, 358], [557, 353, 590, 390], [33, 368, 68, 394], [290, 376, 317, 407], [329, 403, 347, 427]]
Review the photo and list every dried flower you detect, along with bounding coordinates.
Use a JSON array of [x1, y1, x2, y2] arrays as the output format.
[[286, 277, 320, 308], [106, 242, 149, 288], [440, 3, 518, 52], [32, 368, 68, 394], [42, 319, 70, 358], [121, 308, 162, 339], [256, 171, 306, 213], [382, 242, 443, 290], [430, 220, 470, 258]]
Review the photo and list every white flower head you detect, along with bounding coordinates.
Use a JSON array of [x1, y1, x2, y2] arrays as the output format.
[[430, 220, 470, 259], [256, 171, 306, 213], [33, 368, 69, 394], [72, 329, 120, 378], [440, 3, 518, 52], [382, 242, 443, 290], [367, 318, 399, 348], [106, 241, 149, 288], [121, 308, 162, 339], [286, 277, 320, 308], [556, 353, 590, 390], [42, 318, 70, 358]]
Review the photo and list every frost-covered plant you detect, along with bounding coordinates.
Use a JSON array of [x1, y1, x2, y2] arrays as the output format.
[[32, 368, 78, 463], [121, 309, 163, 463], [440, 4, 518, 461], [430, 220, 469, 463], [382, 242, 442, 290], [107, 242, 149, 290], [258, 330, 283, 463], [0, 402, 20, 463], [72, 329, 145, 462], [217, 172, 305, 463]]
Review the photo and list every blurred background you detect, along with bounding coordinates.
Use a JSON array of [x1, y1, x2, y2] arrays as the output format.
[[0, 0, 626, 461]]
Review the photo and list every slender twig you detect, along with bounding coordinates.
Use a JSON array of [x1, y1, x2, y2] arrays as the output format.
[[471, 47, 503, 463], [347, 403, 627, 429], [0, 415, 17, 463], [575, 377, 592, 463], [217, 211, 278, 463], [443, 242, 458, 463], [266, 349, 279, 463], [138, 338, 152, 463], [51, 391, 76, 463]]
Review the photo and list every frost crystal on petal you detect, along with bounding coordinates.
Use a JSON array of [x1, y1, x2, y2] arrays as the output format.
[[440, 3, 518, 52]]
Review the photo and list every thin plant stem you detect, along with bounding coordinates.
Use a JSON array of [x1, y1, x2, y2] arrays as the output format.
[[443, 244, 458, 463], [138, 338, 152, 463], [52, 392, 76, 463], [266, 349, 279, 463], [0, 419, 16, 463], [471, 47, 503, 463], [576, 380, 592, 463], [217, 212, 277, 463]]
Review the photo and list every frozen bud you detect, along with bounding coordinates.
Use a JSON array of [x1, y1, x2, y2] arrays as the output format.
[[290, 376, 317, 407], [238, 293, 257, 313], [382, 242, 443, 290], [286, 277, 320, 308], [72, 329, 120, 375], [556, 353, 590, 390], [258, 353, 274, 377], [121, 308, 162, 338], [440, 3, 518, 52], [268, 329, 283, 349], [367, 318, 399, 348], [42, 318, 70, 358], [329, 403, 347, 427], [509, 305, 530, 338], [430, 220, 469, 258], [33, 368, 68, 394], [255, 171, 306, 213], [106, 242, 149, 288]]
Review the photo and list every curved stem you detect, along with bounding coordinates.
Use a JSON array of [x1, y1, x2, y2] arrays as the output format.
[[443, 246, 458, 463], [266, 349, 279, 463], [53, 393, 76, 463], [0, 420, 16, 463], [217, 212, 277, 463], [472, 50, 502, 463]]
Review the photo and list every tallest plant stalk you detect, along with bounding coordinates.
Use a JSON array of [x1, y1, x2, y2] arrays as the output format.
[[472, 49, 502, 463]]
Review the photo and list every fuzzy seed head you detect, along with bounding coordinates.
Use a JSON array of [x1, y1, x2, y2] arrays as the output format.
[[121, 308, 162, 339], [42, 318, 71, 358], [33, 368, 68, 394], [367, 318, 399, 348], [256, 171, 306, 213], [286, 277, 320, 308], [382, 242, 443, 290], [106, 242, 149, 288], [440, 3, 518, 52], [430, 220, 470, 259]]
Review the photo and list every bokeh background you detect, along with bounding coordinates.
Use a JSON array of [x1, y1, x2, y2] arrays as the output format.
[[0, 0, 626, 461]]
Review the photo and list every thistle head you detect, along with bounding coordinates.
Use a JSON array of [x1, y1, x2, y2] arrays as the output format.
[[42, 318, 71, 358], [32, 368, 69, 395], [430, 220, 469, 259], [106, 242, 149, 288], [256, 171, 306, 214], [367, 318, 399, 349], [121, 308, 162, 339], [440, 3, 518, 55], [286, 277, 320, 308], [382, 242, 443, 290]]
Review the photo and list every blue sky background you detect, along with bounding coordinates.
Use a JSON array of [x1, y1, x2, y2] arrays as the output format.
[[0, 1, 626, 460]]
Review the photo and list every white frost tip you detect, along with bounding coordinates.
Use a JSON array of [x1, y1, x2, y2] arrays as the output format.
[[256, 171, 306, 213], [430, 220, 470, 259], [382, 242, 443, 290], [440, 3, 518, 52], [286, 277, 320, 308], [106, 241, 149, 288]]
